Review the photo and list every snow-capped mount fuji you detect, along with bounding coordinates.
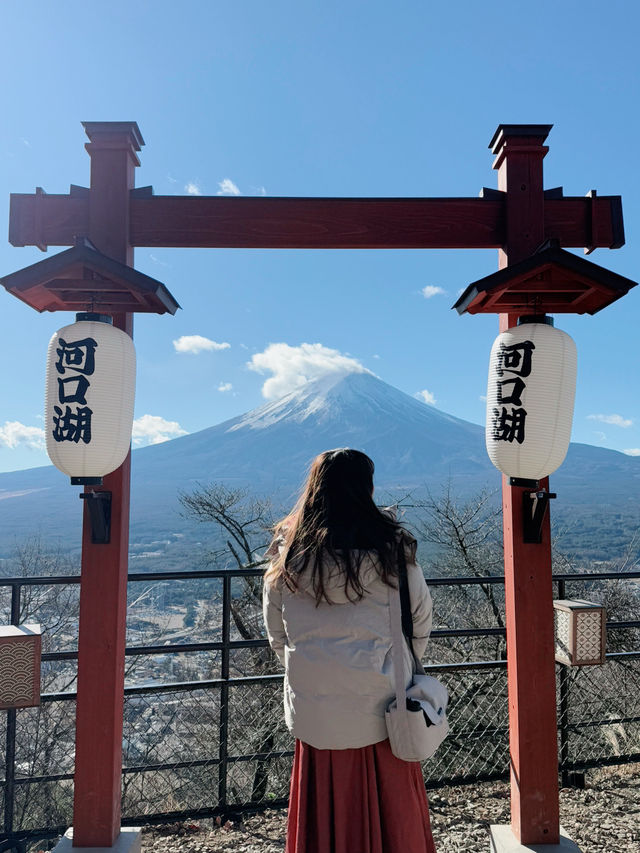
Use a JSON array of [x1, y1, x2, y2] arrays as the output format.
[[0, 370, 639, 558], [0, 372, 490, 554], [137, 370, 490, 491]]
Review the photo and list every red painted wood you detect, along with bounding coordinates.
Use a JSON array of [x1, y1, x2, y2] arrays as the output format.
[[72, 123, 139, 847], [130, 196, 504, 248], [8, 194, 88, 248], [465, 270, 631, 316], [73, 454, 131, 846], [544, 196, 619, 248], [501, 478, 560, 844], [8, 191, 621, 251], [494, 126, 560, 845]]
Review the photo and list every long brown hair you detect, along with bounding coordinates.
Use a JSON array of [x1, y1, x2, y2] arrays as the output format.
[[265, 448, 413, 604]]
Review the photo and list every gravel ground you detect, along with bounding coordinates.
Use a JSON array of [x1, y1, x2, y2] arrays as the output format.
[[141, 764, 639, 853]]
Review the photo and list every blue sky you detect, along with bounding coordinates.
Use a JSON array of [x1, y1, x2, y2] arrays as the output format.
[[1, 0, 639, 473]]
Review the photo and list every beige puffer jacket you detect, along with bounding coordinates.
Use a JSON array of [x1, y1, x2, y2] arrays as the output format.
[[262, 545, 432, 750]]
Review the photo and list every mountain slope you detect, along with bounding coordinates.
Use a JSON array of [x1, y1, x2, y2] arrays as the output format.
[[136, 371, 489, 489], [0, 371, 638, 559]]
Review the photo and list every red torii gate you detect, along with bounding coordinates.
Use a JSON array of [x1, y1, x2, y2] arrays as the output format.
[[6, 122, 627, 849]]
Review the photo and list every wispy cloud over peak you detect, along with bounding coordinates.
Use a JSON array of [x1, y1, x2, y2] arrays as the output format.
[[173, 335, 231, 355], [623, 448, 640, 456], [248, 342, 369, 400], [217, 178, 241, 196], [415, 389, 436, 405]]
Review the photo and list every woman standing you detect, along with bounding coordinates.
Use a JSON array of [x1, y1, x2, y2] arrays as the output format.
[[263, 448, 437, 853]]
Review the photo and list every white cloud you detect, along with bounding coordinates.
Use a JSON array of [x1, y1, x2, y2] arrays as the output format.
[[248, 342, 368, 399], [623, 448, 640, 456], [217, 178, 241, 196], [185, 182, 202, 196], [479, 394, 487, 402], [594, 431, 607, 442], [0, 421, 45, 450], [132, 415, 188, 447], [422, 285, 446, 299], [415, 389, 436, 405], [218, 382, 233, 392], [587, 414, 633, 428], [173, 335, 230, 354]]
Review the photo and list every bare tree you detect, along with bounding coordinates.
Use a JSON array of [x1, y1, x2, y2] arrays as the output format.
[[179, 483, 275, 646], [179, 482, 286, 801], [411, 485, 506, 662]]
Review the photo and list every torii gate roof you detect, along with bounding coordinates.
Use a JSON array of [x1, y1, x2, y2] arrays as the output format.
[[453, 245, 637, 316], [0, 241, 179, 314]]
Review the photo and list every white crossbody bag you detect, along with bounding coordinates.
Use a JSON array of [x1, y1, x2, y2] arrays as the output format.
[[385, 547, 449, 761]]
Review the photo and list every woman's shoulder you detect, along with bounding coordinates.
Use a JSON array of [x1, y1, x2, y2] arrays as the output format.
[[264, 533, 285, 561], [397, 527, 418, 563]]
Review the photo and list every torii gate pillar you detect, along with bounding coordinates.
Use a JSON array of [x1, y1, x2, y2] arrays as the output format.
[[494, 126, 560, 845], [73, 123, 138, 847]]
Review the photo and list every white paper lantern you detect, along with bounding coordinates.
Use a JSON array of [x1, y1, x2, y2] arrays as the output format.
[[45, 313, 136, 483], [485, 317, 577, 482]]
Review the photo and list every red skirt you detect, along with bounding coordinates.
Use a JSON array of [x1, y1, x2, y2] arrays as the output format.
[[286, 738, 437, 853]]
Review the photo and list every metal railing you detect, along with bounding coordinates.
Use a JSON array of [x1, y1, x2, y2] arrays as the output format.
[[1, 566, 639, 852]]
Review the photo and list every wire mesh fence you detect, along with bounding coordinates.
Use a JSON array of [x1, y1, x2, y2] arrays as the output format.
[[1, 566, 639, 851]]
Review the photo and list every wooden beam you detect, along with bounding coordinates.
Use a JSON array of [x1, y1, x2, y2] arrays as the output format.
[[545, 196, 623, 250], [9, 192, 623, 251], [129, 196, 505, 249], [9, 193, 88, 248]]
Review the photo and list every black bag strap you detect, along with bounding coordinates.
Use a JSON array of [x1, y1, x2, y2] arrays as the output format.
[[397, 539, 415, 649], [397, 537, 428, 679]]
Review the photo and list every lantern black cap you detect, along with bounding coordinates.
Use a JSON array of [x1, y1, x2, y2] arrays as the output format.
[[75, 312, 113, 324], [518, 315, 554, 327]]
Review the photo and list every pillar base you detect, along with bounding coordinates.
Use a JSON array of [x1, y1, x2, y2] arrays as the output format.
[[489, 826, 582, 852], [52, 828, 141, 853]]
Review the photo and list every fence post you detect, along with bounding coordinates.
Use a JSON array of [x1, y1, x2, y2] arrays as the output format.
[[2, 584, 21, 844], [557, 579, 572, 787], [218, 574, 231, 810]]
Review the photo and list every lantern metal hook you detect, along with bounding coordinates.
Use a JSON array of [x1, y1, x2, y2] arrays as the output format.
[[522, 488, 556, 544], [79, 491, 112, 544]]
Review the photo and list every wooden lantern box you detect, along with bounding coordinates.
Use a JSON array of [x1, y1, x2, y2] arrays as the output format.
[[553, 600, 606, 666], [0, 624, 42, 709]]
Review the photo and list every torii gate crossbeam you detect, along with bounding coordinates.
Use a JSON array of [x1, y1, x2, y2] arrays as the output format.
[[6, 122, 625, 851], [10, 184, 622, 251]]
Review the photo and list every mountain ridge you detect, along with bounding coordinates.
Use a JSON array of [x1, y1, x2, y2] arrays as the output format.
[[1, 371, 638, 560]]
